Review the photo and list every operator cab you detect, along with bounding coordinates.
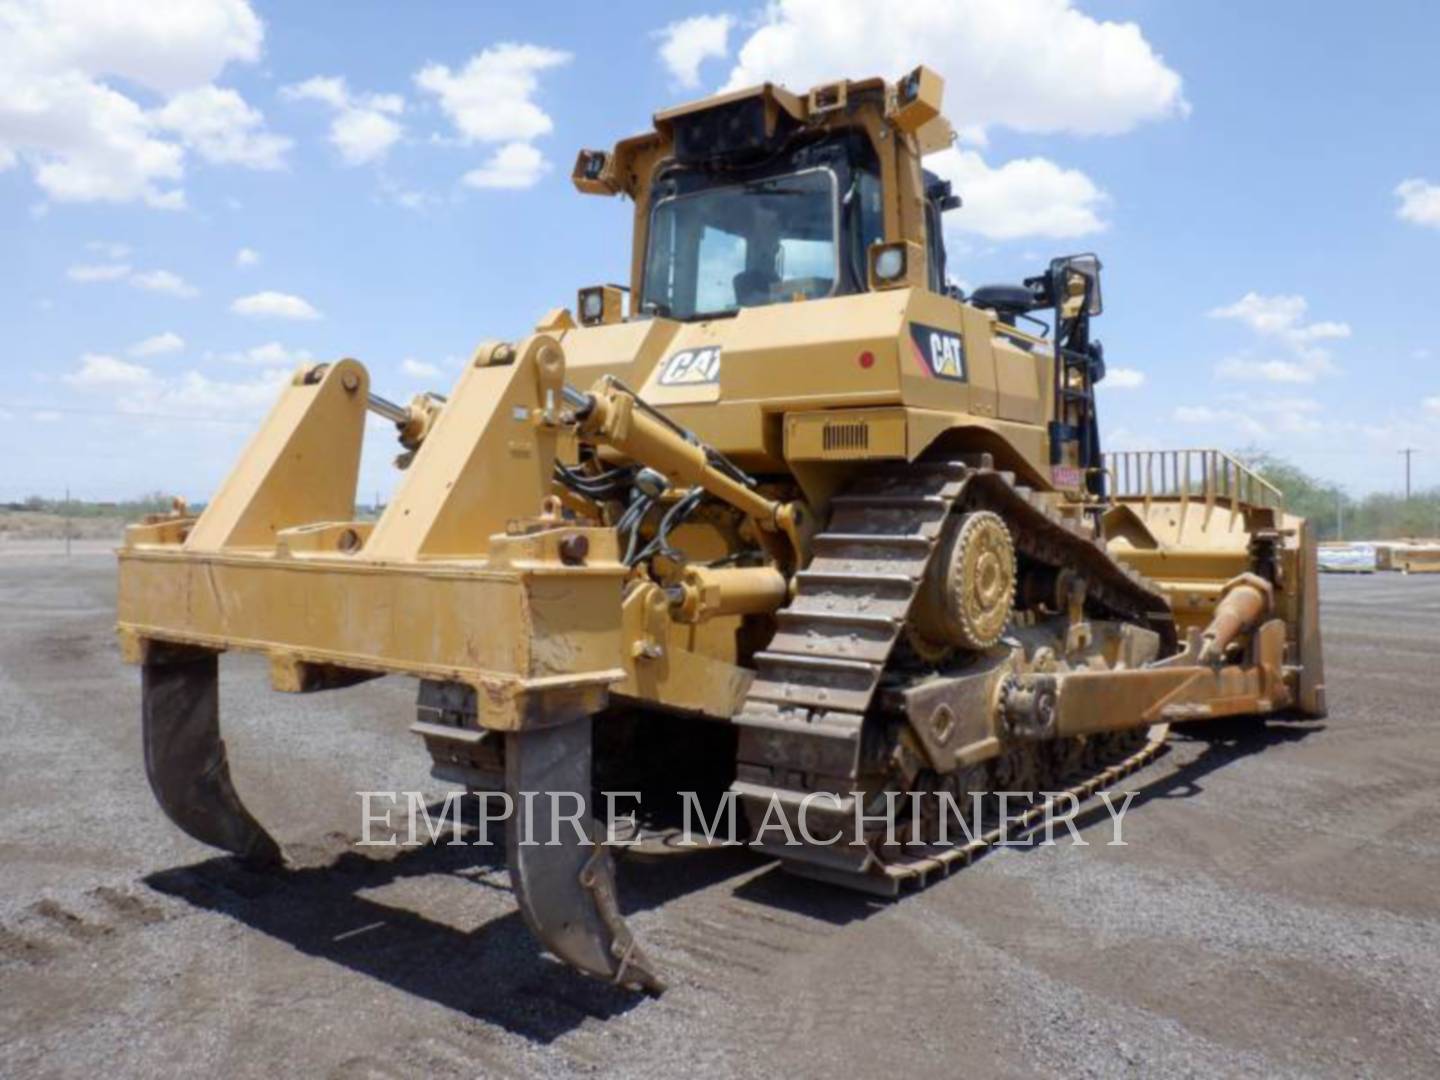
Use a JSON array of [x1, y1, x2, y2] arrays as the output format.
[[636, 141, 960, 320], [572, 70, 966, 325], [570, 71, 1112, 494]]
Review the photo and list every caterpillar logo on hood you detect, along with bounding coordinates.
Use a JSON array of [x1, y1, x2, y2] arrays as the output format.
[[909, 322, 966, 381], [658, 345, 722, 386]]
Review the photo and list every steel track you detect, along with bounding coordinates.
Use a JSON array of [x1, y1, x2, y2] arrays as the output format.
[[730, 457, 1173, 893]]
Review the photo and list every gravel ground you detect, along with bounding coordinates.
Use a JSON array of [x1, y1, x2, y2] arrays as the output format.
[[1, 552, 1437, 1078]]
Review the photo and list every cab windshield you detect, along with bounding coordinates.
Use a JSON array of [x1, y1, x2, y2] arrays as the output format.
[[641, 168, 838, 320]]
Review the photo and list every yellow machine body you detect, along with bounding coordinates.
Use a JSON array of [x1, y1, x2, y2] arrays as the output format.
[[116, 66, 1326, 993]]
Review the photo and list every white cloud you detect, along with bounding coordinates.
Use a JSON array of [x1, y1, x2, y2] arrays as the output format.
[[1425, 396, 1440, 418], [0, 70, 184, 207], [63, 345, 293, 421], [1250, 396, 1324, 417], [67, 262, 131, 282], [65, 261, 197, 297], [701, 0, 1183, 242], [400, 357, 441, 379], [1106, 367, 1145, 389], [1395, 179, 1440, 230], [283, 75, 404, 165], [655, 14, 734, 89], [462, 142, 548, 190], [128, 331, 185, 357], [64, 352, 153, 388], [1213, 357, 1320, 384], [1102, 425, 1159, 451], [87, 241, 130, 259], [1209, 292, 1349, 383], [415, 43, 570, 190], [284, 75, 347, 110], [1208, 293, 1345, 343], [121, 367, 290, 416], [231, 291, 321, 320], [78, 364, 293, 420], [131, 269, 198, 298], [154, 84, 290, 169], [928, 147, 1106, 239], [1173, 404, 1220, 425], [235, 246, 259, 268], [389, 187, 433, 211], [0, 0, 277, 206], [720, 0, 1187, 138], [330, 107, 402, 165], [8, 0, 263, 97], [1173, 396, 1323, 440], [217, 342, 314, 366], [416, 44, 569, 143]]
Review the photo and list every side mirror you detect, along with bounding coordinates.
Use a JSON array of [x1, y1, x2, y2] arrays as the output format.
[[1055, 253, 1102, 316]]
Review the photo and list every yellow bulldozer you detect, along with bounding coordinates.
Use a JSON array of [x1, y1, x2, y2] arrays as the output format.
[[116, 66, 1325, 994]]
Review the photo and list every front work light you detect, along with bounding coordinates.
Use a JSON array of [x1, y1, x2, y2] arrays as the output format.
[[890, 65, 943, 134], [868, 241, 924, 291], [875, 247, 905, 280], [577, 285, 625, 326], [571, 149, 617, 195]]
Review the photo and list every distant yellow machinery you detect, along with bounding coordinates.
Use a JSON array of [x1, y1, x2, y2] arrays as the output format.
[[1373, 541, 1440, 573], [117, 66, 1325, 992]]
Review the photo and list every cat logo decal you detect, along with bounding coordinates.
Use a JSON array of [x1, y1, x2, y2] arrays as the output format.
[[908, 323, 966, 381], [658, 345, 722, 386]]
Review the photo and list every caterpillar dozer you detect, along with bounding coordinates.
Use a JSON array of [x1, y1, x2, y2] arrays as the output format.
[[117, 66, 1325, 994]]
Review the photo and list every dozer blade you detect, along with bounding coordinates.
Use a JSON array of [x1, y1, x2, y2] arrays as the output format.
[[504, 718, 664, 994], [142, 646, 283, 867]]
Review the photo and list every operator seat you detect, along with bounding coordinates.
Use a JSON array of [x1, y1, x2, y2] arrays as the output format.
[[969, 283, 1037, 327], [733, 269, 776, 306]]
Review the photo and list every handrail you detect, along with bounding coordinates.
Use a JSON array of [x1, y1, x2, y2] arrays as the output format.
[[1103, 449, 1284, 512]]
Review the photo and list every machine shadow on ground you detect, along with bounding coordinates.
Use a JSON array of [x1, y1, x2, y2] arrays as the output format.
[[141, 720, 1325, 1038], [1059, 717, 1326, 837], [141, 802, 769, 1041]]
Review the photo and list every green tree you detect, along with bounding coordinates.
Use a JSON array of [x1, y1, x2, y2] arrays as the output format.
[[1237, 450, 1439, 541], [1237, 451, 1349, 540]]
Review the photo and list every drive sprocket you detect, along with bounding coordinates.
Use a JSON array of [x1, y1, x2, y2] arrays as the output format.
[[908, 509, 1016, 658]]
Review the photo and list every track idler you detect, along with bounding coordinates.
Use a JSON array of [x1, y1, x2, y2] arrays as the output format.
[[142, 645, 283, 866], [504, 717, 664, 994]]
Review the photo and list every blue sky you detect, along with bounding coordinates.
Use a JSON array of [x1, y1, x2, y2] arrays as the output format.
[[3, 0, 1439, 503]]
